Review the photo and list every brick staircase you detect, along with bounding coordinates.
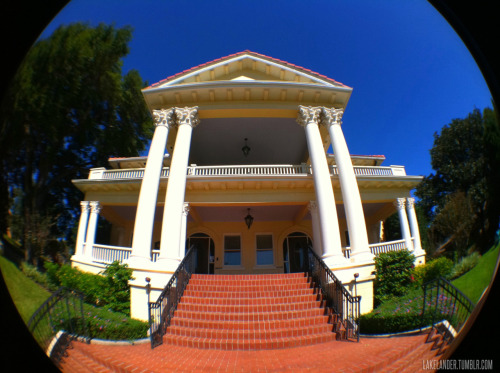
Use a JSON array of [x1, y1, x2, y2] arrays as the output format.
[[164, 272, 340, 350]]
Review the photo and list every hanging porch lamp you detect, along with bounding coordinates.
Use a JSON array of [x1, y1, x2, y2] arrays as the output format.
[[244, 208, 254, 229], [242, 138, 251, 157]]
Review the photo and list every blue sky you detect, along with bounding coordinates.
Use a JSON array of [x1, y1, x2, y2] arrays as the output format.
[[39, 0, 492, 178]]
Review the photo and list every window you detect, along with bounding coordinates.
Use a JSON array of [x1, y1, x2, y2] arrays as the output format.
[[224, 235, 241, 266], [256, 234, 274, 266]]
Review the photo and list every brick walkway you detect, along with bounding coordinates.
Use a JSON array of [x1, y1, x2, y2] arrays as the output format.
[[60, 332, 443, 372]]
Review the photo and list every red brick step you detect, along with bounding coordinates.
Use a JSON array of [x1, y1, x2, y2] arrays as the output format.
[[164, 273, 337, 350]]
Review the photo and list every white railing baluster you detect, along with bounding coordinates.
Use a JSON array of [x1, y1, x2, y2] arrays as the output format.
[[90, 244, 132, 264], [92, 164, 405, 180]]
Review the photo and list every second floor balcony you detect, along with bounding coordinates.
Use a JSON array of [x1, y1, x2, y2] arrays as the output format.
[[87, 163, 408, 181]]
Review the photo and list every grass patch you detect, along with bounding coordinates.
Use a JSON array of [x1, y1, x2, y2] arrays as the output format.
[[0, 255, 51, 324], [452, 242, 499, 303], [1, 254, 148, 340]]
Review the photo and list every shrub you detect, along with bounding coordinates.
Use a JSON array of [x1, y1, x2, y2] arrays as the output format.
[[374, 250, 415, 306], [413, 257, 454, 286], [450, 252, 481, 279], [43, 261, 133, 316], [20, 262, 56, 291], [99, 261, 134, 314], [360, 310, 452, 335], [61, 304, 149, 340], [360, 311, 430, 334]]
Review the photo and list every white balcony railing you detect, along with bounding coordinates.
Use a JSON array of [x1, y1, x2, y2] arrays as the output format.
[[88, 164, 406, 180], [188, 164, 310, 176], [343, 239, 408, 258], [88, 244, 161, 264], [90, 244, 132, 264], [87, 239, 408, 266], [369, 239, 407, 255]]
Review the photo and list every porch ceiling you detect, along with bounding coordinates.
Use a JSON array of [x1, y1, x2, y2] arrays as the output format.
[[101, 201, 393, 226], [184, 117, 309, 166]]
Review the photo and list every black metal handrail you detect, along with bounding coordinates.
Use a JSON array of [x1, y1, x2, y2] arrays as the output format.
[[27, 286, 88, 364], [306, 246, 361, 342], [421, 276, 475, 336], [149, 246, 196, 348]]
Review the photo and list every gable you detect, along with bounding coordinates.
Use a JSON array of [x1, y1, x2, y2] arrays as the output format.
[[146, 51, 349, 90]]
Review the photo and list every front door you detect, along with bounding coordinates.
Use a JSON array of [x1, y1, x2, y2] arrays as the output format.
[[283, 232, 312, 273], [186, 233, 214, 274]]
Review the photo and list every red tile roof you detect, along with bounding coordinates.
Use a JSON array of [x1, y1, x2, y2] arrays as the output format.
[[144, 50, 350, 90]]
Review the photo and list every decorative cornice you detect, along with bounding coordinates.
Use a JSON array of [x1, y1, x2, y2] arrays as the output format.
[[175, 106, 200, 128], [296, 105, 322, 127], [321, 107, 344, 127]]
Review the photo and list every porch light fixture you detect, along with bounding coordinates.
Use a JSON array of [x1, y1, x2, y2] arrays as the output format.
[[244, 208, 254, 229], [242, 138, 251, 157]]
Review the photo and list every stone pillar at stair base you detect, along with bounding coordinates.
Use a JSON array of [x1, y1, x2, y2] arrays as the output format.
[[129, 270, 174, 322], [331, 261, 375, 315]]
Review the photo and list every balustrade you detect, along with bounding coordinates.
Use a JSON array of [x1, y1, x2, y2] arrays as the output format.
[[90, 244, 132, 264], [87, 244, 162, 264], [88, 164, 406, 180], [342, 239, 408, 258]]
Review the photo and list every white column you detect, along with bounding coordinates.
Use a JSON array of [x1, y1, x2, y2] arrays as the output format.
[[129, 109, 175, 265], [159, 107, 199, 268], [395, 198, 413, 250], [297, 106, 345, 267], [308, 201, 323, 257], [322, 107, 372, 263], [84, 201, 101, 260], [74, 201, 90, 258], [178, 203, 190, 258], [406, 197, 425, 255]]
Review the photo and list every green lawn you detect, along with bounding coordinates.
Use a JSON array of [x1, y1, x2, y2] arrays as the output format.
[[0, 254, 148, 340], [0, 255, 51, 324], [452, 242, 500, 304]]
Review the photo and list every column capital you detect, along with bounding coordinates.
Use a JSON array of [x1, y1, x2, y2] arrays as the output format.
[[308, 201, 318, 212], [394, 198, 406, 210], [175, 106, 200, 128], [181, 203, 191, 216], [152, 108, 176, 128], [296, 106, 322, 127], [320, 107, 344, 127], [89, 201, 102, 214], [80, 201, 90, 212], [406, 197, 415, 209]]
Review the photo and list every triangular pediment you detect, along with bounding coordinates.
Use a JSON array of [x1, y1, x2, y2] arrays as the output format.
[[147, 51, 349, 90]]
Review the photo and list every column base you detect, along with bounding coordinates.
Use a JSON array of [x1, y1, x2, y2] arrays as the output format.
[[413, 249, 427, 265], [155, 256, 182, 273], [125, 255, 155, 271], [349, 250, 375, 264], [322, 253, 348, 268]]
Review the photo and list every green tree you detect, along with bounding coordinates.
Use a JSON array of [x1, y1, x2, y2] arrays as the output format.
[[0, 23, 153, 264], [415, 108, 500, 256]]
